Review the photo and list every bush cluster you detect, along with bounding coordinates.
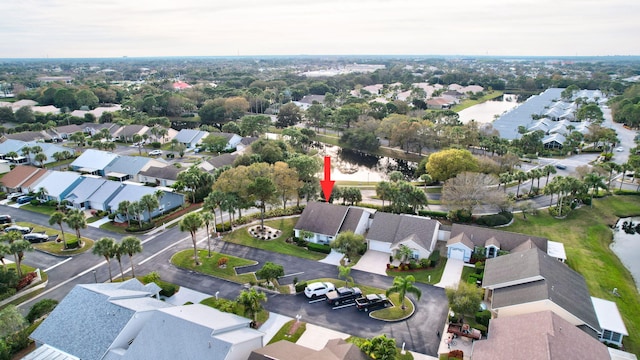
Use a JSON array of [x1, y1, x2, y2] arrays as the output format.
[[26, 299, 58, 323], [126, 222, 155, 232], [294, 281, 307, 293], [417, 209, 448, 218], [16, 272, 37, 290], [475, 310, 491, 327], [306, 242, 331, 254], [475, 211, 513, 227]]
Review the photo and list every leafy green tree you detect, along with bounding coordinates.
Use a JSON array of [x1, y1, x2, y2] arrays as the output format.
[[202, 134, 228, 153], [76, 89, 99, 109], [236, 288, 267, 327], [48, 211, 67, 249], [360, 334, 398, 360], [445, 281, 483, 322], [338, 265, 353, 287], [93, 237, 116, 282], [14, 106, 35, 123], [26, 299, 58, 324], [276, 103, 302, 128], [0, 107, 14, 123], [180, 212, 204, 266], [426, 149, 479, 182], [287, 155, 321, 206], [248, 177, 276, 229], [255, 262, 284, 286], [239, 115, 270, 137], [198, 98, 226, 128], [120, 236, 143, 278], [0, 305, 26, 338], [330, 231, 364, 261], [386, 275, 421, 311], [0, 242, 10, 272]]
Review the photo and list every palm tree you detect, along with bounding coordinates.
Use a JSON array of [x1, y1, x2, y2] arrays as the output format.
[[338, 265, 353, 287], [543, 164, 557, 187], [34, 152, 47, 168], [394, 244, 414, 265], [52, 151, 65, 162], [48, 211, 67, 249], [619, 162, 632, 190], [420, 174, 432, 188], [376, 181, 392, 208], [498, 172, 512, 192], [113, 243, 125, 281], [93, 237, 116, 282], [20, 146, 32, 164], [180, 212, 204, 266], [120, 236, 143, 278], [128, 201, 143, 228], [386, 275, 422, 311], [117, 200, 131, 226], [236, 288, 267, 327], [139, 194, 159, 224], [0, 242, 10, 272], [5, 151, 18, 163], [158, 128, 168, 143], [64, 209, 87, 246], [9, 240, 32, 277], [201, 211, 215, 258], [513, 170, 528, 197], [584, 172, 607, 207], [600, 162, 620, 190], [132, 134, 143, 155]]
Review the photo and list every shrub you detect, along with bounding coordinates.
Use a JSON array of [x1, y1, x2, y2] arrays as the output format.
[[409, 260, 419, 270], [448, 209, 472, 223], [150, 142, 161, 149], [417, 210, 448, 219], [420, 258, 430, 268], [448, 350, 464, 359], [294, 281, 307, 293], [475, 262, 485, 274], [0, 192, 5, 200], [16, 272, 37, 290], [29, 199, 40, 206], [429, 250, 440, 266], [158, 280, 179, 297], [26, 299, 58, 323], [108, 213, 116, 220], [126, 222, 155, 232], [217, 257, 228, 267], [475, 310, 491, 327], [307, 242, 331, 254], [66, 239, 81, 249], [474, 323, 488, 336], [476, 211, 513, 227]]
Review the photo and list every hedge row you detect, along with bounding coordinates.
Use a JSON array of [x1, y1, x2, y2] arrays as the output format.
[[306, 242, 331, 254], [475, 211, 513, 227]]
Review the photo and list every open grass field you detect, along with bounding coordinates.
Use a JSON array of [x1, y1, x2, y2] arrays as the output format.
[[506, 195, 640, 354]]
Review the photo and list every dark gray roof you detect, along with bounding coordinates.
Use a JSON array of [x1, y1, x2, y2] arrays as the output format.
[[338, 208, 365, 233], [240, 136, 259, 145], [30, 280, 168, 360], [138, 165, 183, 180], [207, 153, 238, 169], [5, 131, 52, 142], [368, 212, 439, 249], [449, 223, 548, 253], [117, 124, 146, 137], [294, 201, 349, 236], [484, 248, 600, 333]]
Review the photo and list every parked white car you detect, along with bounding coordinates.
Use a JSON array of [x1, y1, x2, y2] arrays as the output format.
[[149, 150, 163, 156], [304, 282, 336, 299]]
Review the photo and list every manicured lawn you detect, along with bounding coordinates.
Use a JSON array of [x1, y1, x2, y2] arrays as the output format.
[[386, 257, 448, 285], [268, 319, 307, 344], [200, 296, 269, 326], [450, 90, 504, 112], [370, 293, 415, 320], [99, 221, 129, 234], [19, 204, 57, 216], [171, 249, 257, 284], [506, 195, 640, 354], [221, 218, 325, 261], [16, 221, 94, 255]]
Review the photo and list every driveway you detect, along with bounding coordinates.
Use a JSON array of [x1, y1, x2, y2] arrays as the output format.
[[352, 250, 389, 276], [435, 258, 464, 289], [319, 250, 344, 266]]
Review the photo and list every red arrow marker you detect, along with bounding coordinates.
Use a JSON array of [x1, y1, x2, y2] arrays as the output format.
[[320, 156, 335, 202]]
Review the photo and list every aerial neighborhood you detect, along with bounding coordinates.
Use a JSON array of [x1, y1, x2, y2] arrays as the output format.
[[0, 55, 639, 360]]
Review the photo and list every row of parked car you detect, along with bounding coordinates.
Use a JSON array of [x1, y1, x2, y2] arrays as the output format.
[[6, 193, 34, 204], [1, 214, 54, 243], [304, 282, 391, 312]]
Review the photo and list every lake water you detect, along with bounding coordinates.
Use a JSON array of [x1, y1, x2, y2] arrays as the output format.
[[458, 94, 519, 124], [610, 217, 640, 290], [319, 145, 416, 182]]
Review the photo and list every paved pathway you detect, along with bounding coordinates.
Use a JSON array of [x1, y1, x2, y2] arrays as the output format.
[[435, 258, 465, 288]]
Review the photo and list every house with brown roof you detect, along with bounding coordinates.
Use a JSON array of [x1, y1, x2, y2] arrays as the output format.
[[294, 202, 372, 244], [366, 212, 440, 258], [471, 311, 611, 360], [481, 247, 600, 335], [0, 165, 48, 194], [445, 223, 566, 262], [249, 338, 368, 360]]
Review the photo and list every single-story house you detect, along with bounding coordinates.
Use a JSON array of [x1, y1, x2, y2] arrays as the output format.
[[27, 279, 264, 360], [63, 177, 109, 209], [366, 212, 439, 259], [0, 165, 48, 194], [23, 141, 70, 166], [482, 247, 601, 335], [113, 124, 150, 142], [31, 171, 83, 202], [0, 160, 10, 174], [54, 124, 84, 139], [249, 338, 368, 360], [294, 201, 372, 244], [542, 133, 566, 149], [591, 297, 628, 347], [84, 180, 124, 211], [212, 132, 243, 151], [236, 137, 259, 154], [174, 129, 209, 149], [103, 156, 165, 182], [106, 184, 184, 221], [137, 165, 183, 187], [200, 153, 238, 172], [70, 149, 119, 176], [83, 123, 121, 138], [445, 223, 566, 262], [471, 311, 612, 360], [4, 130, 54, 143]]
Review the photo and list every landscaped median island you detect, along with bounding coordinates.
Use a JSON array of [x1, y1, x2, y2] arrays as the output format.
[[16, 222, 93, 255], [171, 249, 258, 284]]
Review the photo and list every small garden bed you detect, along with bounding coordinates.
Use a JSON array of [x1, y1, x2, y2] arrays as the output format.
[[386, 257, 447, 284], [248, 225, 282, 240], [171, 249, 257, 284]]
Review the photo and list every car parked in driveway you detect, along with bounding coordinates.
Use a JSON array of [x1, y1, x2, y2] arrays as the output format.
[[6, 193, 24, 201], [355, 294, 390, 312], [304, 282, 336, 299], [23, 232, 51, 243], [326, 287, 363, 306], [4, 225, 32, 234], [16, 195, 34, 204]]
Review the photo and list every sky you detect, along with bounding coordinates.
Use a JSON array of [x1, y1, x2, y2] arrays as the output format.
[[1, 0, 639, 58]]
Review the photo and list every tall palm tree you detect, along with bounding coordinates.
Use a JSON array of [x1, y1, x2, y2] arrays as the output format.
[[132, 134, 143, 155], [619, 162, 632, 190], [543, 164, 557, 186], [120, 236, 143, 278], [9, 240, 32, 277], [64, 209, 87, 246], [513, 170, 528, 197], [48, 211, 67, 249], [179, 212, 204, 266], [394, 245, 414, 265], [117, 200, 131, 226], [0, 242, 10, 272], [139, 194, 159, 224], [34, 152, 47, 168], [584, 172, 607, 207], [93, 237, 116, 282], [236, 288, 267, 327], [113, 243, 125, 281], [386, 275, 421, 311], [20, 146, 32, 164], [498, 172, 512, 193], [5, 151, 18, 163], [128, 201, 143, 228], [200, 211, 215, 258]]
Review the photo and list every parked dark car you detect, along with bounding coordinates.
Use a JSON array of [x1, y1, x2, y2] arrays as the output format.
[[16, 195, 34, 204], [355, 294, 390, 312], [0, 215, 12, 225], [4, 225, 32, 234], [326, 287, 362, 306], [23, 232, 51, 243]]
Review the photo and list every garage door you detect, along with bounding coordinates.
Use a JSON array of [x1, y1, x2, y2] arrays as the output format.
[[449, 248, 465, 261], [368, 240, 391, 254]]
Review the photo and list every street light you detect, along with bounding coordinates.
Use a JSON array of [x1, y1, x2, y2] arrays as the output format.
[[92, 270, 97, 283]]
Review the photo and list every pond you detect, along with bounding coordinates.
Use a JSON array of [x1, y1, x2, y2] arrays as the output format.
[[458, 94, 519, 124], [611, 217, 640, 290], [317, 144, 417, 182]]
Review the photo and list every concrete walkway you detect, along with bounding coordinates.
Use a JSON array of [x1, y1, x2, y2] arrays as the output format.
[[435, 258, 465, 289], [318, 250, 344, 265], [259, 313, 293, 344], [295, 323, 350, 350], [88, 217, 111, 228], [351, 250, 389, 275]]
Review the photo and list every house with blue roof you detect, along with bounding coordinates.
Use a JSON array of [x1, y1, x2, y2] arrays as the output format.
[[31, 171, 84, 202], [70, 149, 119, 176], [64, 177, 109, 209], [84, 180, 124, 211], [106, 184, 184, 221], [103, 156, 166, 182], [174, 129, 209, 149]]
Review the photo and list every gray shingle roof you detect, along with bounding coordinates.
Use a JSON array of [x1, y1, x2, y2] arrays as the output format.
[[64, 177, 108, 205], [294, 202, 349, 236], [138, 165, 183, 181], [106, 184, 158, 209], [368, 212, 439, 249], [338, 208, 365, 233], [448, 223, 548, 253], [104, 156, 152, 176], [71, 149, 119, 171], [206, 153, 238, 169], [483, 248, 600, 333]]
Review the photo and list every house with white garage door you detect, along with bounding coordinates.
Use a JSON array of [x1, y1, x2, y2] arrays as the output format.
[[366, 212, 440, 259], [294, 201, 372, 244]]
